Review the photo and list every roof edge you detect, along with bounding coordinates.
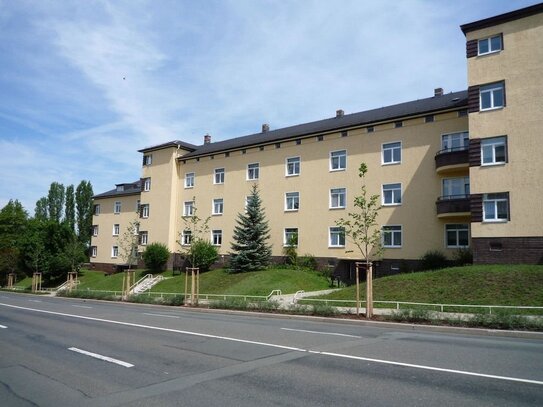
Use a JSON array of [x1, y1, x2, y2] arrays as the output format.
[[138, 140, 197, 153], [461, 3, 543, 35]]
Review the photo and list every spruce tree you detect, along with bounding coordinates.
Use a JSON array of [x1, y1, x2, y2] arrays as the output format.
[[229, 184, 271, 272]]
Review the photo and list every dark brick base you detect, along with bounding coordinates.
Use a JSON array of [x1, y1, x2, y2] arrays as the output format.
[[88, 262, 119, 274], [473, 237, 543, 264]]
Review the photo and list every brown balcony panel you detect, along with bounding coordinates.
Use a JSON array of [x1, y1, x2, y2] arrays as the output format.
[[436, 196, 471, 217], [435, 149, 469, 172]]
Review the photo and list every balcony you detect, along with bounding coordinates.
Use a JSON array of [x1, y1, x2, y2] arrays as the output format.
[[435, 147, 469, 174], [436, 195, 471, 218]]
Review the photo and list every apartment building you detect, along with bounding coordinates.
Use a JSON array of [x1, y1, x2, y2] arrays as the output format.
[[90, 4, 543, 274]]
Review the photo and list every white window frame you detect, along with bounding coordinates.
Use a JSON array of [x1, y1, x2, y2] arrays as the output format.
[[214, 168, 225, 184], [92, 225, 98, 237], [183, 201, 194, 217], [113, 224, 120, 236], [286, 156, 300, 176], [139, 231, 148, 246], [136, 200, 140, 212], [382, 142, 402, 165], [247, 163, 260, 180], [143, 178, 151, 192], [284, 228, 299, 247], [478, 34, 502, 56], [330, 150, 347, 171], [285, 192, 300, 211], [480, 82, 504, 111], [181, 230, 192, 246], [93, 204, 100, 216], [212, 198, 224, 215], [329, 227, 345, 247], [212, 230, 222, 246], [91, 246, 97, 258], [185, 172, 195, 188], [141, 204, 149, 218], [481, 136, 507, 166], [441, 131, 469, 152], [143, 154, 152, 166], [114, 201, 121, 214], [382, 225, 402, 248], [483, 193, 508, 222], [382, 183, 402, 206], [445, 224, 469, 248], [330, 188, 346, 209], [111, 246, 119, 258]]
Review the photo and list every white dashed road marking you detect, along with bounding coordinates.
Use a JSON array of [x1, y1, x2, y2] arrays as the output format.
[[68, 347, 134, 368]]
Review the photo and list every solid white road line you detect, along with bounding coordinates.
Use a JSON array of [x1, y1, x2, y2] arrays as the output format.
[[1, 302, 542, 386], [28, 300, 42, 303], [0, 324, 7, 329], [143, 313, 180, 318], [71, 305, 93, 309], [68, 347, 134, 368], [281, 327, 361, 338]]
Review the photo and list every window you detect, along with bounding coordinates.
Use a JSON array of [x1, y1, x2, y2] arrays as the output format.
[[317, 135, 324, 141], [284, 228, 298, 247], [367, 126, 374, 133], [213, 198, 224, 215], [341, 131, 348, 137], [382, 142, 401, 164], [330, 150, 346, 171], [478, 34, 502, 55], [91, 246, 97, 258], [247, 163, 259, 180], [93, 204, 100, 216], [275, 143, 281, 149], [445, 224, 469, 248], [329, 227, 345, 247], [285, 192, 300, 211], [480, 82, 504, 110], [185, 172, 194, 188], [142, 154, 152, 166], [184, 201, 194, 216], [140, 204, 149, 218], [114, 201, 121, 214], [112, 224, 120, 236], [136, 200, 140, 212], [143, 178, 151, 192], [181, 230, 192, 245], [483, 193, 508, 222], [92, 225, 98, 237], [286, 157, 300, 176], [382, 226, 402, 248], [442, 177, 470, 199], [394, 121, 403, 128], [111, 246, 119, 258], [425, 115, 434, 123], [139, 231, 148, 246], [259, 146, 265, 151], [214, 168, 225, 184], [441, 131, 469, 152], [382, 183, 402, 205], [330, 188, 346, 209], [242, 149, 246, 154], [296, 139, 302, 145], [481, 136, 507, 165], [212, 230, 222, 246]]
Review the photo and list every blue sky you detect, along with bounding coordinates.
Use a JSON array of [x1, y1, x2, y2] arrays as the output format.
[[0, 0, 537, 213]]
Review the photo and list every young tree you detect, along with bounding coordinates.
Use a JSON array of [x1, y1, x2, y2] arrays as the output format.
[[64, 184, 75, 232], [47, 182, 65, 223], [75, 180, 94, 246], [117, 219, 140, 271], [229, 184, 271, 273], [142, 242, 170, 272], [336, 163, 383, 317], [34, 197, 49, 221]]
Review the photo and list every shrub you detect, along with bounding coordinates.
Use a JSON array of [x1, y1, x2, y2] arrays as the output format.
[[387, 308, 432, 323], [298, 254, 318, 270], [282, 235, 298, 266], [187, 239, 219, 271], [209, 297, 249, 310], [419, 250, 448, 271], [453, 248, 473, 266], [142, 242, 170, 272]]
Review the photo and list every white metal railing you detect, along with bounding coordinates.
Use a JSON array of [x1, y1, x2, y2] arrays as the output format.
[[129, 274, 153, 292], [56, 280, 81, 292]]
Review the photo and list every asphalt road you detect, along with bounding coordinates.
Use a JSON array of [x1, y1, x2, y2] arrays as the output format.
[[0, 291, 542, 406]]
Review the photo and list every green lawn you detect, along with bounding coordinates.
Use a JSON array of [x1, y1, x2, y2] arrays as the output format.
[[312, 265, 543, 306]]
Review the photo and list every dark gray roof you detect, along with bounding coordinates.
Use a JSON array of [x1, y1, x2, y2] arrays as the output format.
[[461, 3, 543, 34], [138, 140, 197, 153], [180, 90, 468, 159], [93, 181, 141, 199]]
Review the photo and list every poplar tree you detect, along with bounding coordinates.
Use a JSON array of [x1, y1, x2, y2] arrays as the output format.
[[75, 180, 94, 246], [229, 184, 271, 272], [64, 184, 75, 232], [47, 182, 65, 223]]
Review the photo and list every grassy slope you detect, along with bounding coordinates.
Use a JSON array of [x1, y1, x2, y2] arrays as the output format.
[[315, 265, 543, 305]]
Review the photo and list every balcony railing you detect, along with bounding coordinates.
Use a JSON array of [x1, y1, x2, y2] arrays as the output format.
[[436, 194, 471, 216], [435, 146, 469, 171]]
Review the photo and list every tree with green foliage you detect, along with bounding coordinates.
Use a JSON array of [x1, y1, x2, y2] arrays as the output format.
[[186, 239, 218, 272], [34, 197, 49, 221], [117, 219, 140, 271], [75, 180, 93, 246], [47, 182, 65, 223], [229, 184, 271, 273], [142, 242, 170, 272], [282, 232, 298, 267], [64, 184, 75, 232], [0, 200, 28, 283]]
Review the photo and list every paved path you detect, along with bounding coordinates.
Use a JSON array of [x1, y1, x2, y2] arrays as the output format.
[[271, 288, 341, 307]]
